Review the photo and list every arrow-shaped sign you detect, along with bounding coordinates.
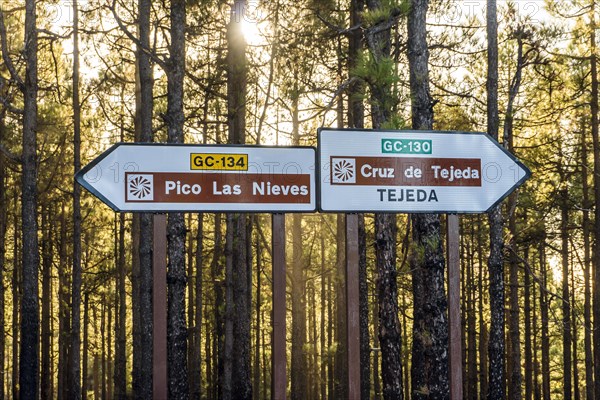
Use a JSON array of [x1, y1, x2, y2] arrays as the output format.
[[76, 143, 317, 212], [318, 128, 531, 213]]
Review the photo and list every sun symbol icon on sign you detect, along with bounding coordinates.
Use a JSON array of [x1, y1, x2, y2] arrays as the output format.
[[126, 174, 154, 201], [331, 158, 356, 184]]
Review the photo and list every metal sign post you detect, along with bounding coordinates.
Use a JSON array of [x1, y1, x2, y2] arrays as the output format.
[[272, 214, 287, 400], [345, 214, 360, 400], [152, 214, 167, 400], [446, 214, 462, 400]]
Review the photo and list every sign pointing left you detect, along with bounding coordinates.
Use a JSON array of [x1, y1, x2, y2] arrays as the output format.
[[76, 143, 317, 212]]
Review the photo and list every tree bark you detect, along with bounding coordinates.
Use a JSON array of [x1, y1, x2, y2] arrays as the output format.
[[406, 0, 450, 397], [364, 1, 403, 398], [114, 212, 127, 399], [41, 210, 52, 400], [70, 1, 83, 397], [524, 244, 533, 400], [581, 119, 594, 400], [19, 0, 39, 396], [560, 181, 572, 400], [590, 3, 600, 399], [225, 1, 251, 398], [0, 113, 5, 400], [133, 0, 154, 397], [540, 242, 550, 400], [478, 216, 489, 399], [164, 0, 189, 398], [486, 1, 505, 398], [347, 1, 370, 397]]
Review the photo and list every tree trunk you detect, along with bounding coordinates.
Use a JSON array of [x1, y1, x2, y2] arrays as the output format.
[[11, 201, 19, 400], [224, 1, 251, 398], [19, 0, 40, 396], [540, 242, 550, 400], [590, 3, 600, 399], [58, 208, 69, 400], [41, 210, 52, 400], [581, 119, 594, 400], [347, 1, 370, 397], [524, 244, 533, 400], [364, 1, 403, 398], [466, 227, 478, 400], [406, 0, 449, 397], [133, 0, 154, 397], [83, 294, 89, 399], [560, 181, 572, 400], [165, 0, 189, 397], [478, 216, 489, 399], [320, 228, 327, 400], [0, 113, 5, 400], [486, 0, 505, 398], [253, 231, 261, 400], [192, 214, 204, 399], [114, 212, 127, 399], [70, 1, 83, 397]]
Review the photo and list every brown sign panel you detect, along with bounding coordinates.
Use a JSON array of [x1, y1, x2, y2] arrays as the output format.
[[125, 172, 311, 204], [329, 156, 482, 187]]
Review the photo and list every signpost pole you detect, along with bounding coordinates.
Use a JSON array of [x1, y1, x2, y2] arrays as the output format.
[[446, 214, 462, 400], [346, 214, 360, 400], [272, 214, 287, 400], [153, 214, 168, 400]]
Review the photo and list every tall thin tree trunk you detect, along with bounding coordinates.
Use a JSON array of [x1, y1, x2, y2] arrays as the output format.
[[320, 228, 327, 400], [581, 119, 594, 400], [571, 268, 580, 400], [560, 175, 572, 400], [487, 1, 505, 398], [114, 212, 127, 399], [70, 1, 83, 397], [478, 216, 489, 399], [589, 3, 600, 399], [291, 95, 307, 399], [524, 244, 533, 400], [406, 0, 449, 397], [165, 0, 189, 397], [133, 0, 154, 397], [58, 208, 69, 400], [364, 1, 403, 398], [0, 113, 5, 400], [540, 242, 551, 400], [11, 200, 19, 400], [253, 232, 261, 400], [83, 294, 89, 399], [467, 227, 478, 400], [192, 214, 204, 399], [19, 0, 39, 396], [225, 2, 251, 398], [41, 210, 52, 400], [347, 1, 370, 397]]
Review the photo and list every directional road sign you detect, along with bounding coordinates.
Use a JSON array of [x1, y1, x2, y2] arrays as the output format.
[[318, 128, 531, 213], [76, 143, 316, 212]]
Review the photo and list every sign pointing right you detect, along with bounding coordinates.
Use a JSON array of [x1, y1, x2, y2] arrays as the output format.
[[318, 129, 531, 213]]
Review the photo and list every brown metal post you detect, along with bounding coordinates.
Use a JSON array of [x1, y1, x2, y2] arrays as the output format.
[[272, 214, 287, 400], [446, 214, 462, 400], [346, 214, 360, 400], [153, 214, 168, 400]]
